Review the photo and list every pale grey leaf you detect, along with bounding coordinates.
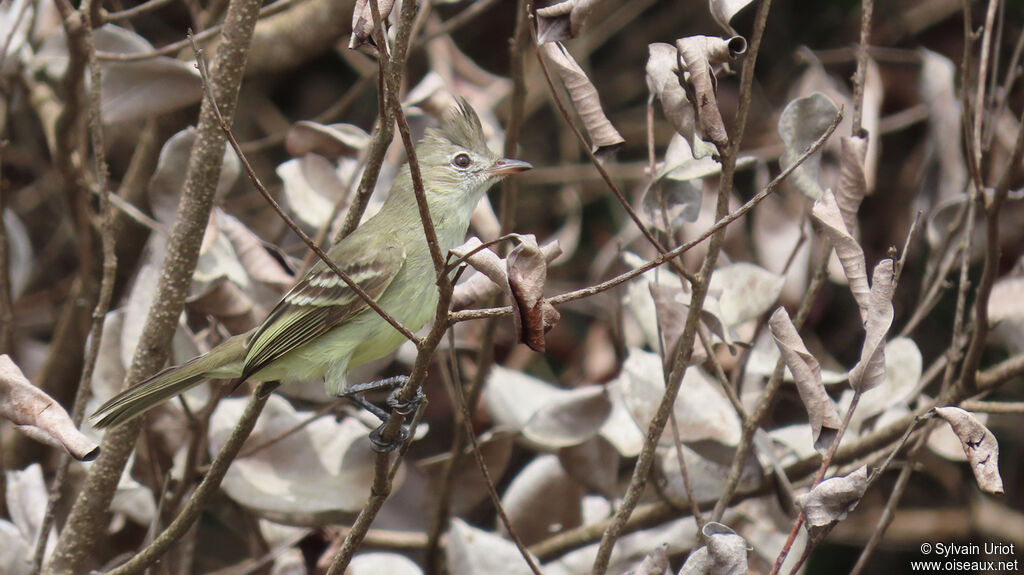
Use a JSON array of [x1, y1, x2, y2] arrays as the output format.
[[211, 395, 401, 525], [778, 92, 840, 200], [276, 154, 347, 229], [933, 407, 1003, 494], [446, 519, 538, 575], [523, 384, 611, 448], [794, 466, 869, 538], [499, 455, 583, 546]]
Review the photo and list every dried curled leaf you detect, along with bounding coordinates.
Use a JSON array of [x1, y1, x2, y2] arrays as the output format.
[[631, 544, 670, 575], [778, 92, 840, 200], [0, 356, 99, 461], [678, 523, 749, 575], [508, 236, 560, 352], [768, 308, 842, 452], [811, 189, 870, 318], [836, 135, 869, 236], [933, 407, 1004, 494], [795, 466, 869, 539], [541, 42, 625, 159], [647, 43, 711, 159], [709, 0, 756, 35], [675, 35, 746, 151], [349, 0, 396, 53], [536, 0, 600, 43], [847, 259, 895, 392]]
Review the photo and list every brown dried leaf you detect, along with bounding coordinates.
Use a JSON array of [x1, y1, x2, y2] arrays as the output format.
[[768, 308, 842, 452], [778, 92, 840, 200], [508, 235, 560, 352], [541, 42, 624, 159], [795, 466, 869, 539], [349, 0, 396, 53], [848, 259, 894, 392], [933, 407, 1004, 494], [836, 135, 868, 236], [0, 355, 99, 461], [675, 35, 746, 150], [285, 121, 370, 159], [536, 0, 600, 43], [811, 189, 870, 318]]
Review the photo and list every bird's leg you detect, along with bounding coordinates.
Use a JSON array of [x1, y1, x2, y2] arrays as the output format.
[[341, 375, 425, 452]]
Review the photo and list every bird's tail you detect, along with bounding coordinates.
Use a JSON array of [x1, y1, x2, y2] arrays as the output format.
[[90, 335, 247, 429]]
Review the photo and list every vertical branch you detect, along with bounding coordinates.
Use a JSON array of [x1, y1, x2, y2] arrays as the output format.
[[851, 0, 875, 134], [590, 1, 774, 573], [499, 0, 531, 234], [42, 0, 265, 571], [972, 0, 999, 169], [424, 3, 531, 570], [31, 0, 119, 569]]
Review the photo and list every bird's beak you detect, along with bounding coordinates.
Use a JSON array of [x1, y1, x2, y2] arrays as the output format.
[[484, 158, 532, 178]]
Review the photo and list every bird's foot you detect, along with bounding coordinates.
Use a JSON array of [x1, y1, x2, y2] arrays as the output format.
[[342, 375, 423, 453]]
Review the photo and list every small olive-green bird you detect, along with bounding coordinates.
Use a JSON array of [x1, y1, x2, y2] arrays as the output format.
[[91, 101, 530, 434]]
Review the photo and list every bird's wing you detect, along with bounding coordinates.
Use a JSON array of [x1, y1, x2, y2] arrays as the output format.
[[240, 236, 406, 381]]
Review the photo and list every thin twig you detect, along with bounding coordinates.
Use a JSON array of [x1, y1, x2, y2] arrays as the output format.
[[31, 1, 119, 570], [96, 0, 302, 61], [103, 383, 277, 575], [449, 109, 842, 325], [102, 0, 177, 23], [190, 33, 418, 344]]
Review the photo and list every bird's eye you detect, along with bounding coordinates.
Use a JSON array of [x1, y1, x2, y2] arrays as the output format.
[[451, 153, 472, 169]]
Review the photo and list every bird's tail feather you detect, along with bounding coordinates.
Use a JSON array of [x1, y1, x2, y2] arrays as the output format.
[[91, 336, 247, 428]]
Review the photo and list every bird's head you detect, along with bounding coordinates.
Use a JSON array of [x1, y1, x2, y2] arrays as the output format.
[[416, 99, 532, 197]]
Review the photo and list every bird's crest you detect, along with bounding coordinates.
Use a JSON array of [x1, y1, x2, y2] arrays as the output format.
[[431, 98, 489, 152]]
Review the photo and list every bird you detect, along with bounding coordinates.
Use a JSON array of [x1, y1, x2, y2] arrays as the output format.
[[90, 100, 531, 449]]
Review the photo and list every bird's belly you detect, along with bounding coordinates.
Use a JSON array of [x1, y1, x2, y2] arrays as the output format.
[[261, 281, 440, 388]]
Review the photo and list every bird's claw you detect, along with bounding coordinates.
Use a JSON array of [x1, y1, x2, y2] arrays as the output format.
[[369, 423, 409, 453], [386, 386, 424, 416]]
